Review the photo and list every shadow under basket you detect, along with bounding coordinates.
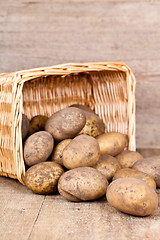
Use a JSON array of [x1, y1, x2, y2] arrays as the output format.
[[0, 62, 136, 184]]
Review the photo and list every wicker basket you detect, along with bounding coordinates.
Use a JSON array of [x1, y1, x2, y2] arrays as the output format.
[[0, 62, 136, 184]]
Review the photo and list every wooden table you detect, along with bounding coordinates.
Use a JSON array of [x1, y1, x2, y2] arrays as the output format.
[[1, 149, 160, 240], [1, 0, 160, 150], [0, 1, 160, 239]]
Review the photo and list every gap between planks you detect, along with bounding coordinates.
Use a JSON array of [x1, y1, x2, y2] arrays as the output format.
[[27, 196, 46, 240]]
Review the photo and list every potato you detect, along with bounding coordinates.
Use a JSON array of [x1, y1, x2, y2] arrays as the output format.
[[79, 110, 105, 138], [70, 104, 95, 114], [116, 150, 143, 168], [62, 135, 100, 169], [58, 167, 108, 201], [113, 168, 156, 189], [93, 154, 121, 181], [24, 162, 64, 194], [106, 178, 158, 216], [132, 155, 160, 187], [24, 131, 54, 166], [28, 115, 48, 135], [96, 132, 128, 156], [51, 139, 72, 165], [22, 114, 29, 140], [45, 107, 86, 141]]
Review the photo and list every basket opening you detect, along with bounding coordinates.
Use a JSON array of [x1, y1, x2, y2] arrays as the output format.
[[22, 70, 128, 134]]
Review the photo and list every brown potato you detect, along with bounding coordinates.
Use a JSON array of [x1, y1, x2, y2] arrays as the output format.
[[79, 110, 105, 138], [62, 135, 100, 169], [22, 114, 29, 140], [106, 178, 158, 216], [24, 131, 54, 166], [113, 168, 156, 189], [70, 104, 95, 114], [28, 115, 48, 135], [45, 107, 86, 141], [58, 167, 108, 201], [93, 154, 121, 181], [51, 139, 72, 165], [96, 132, 128, 156], [132, 156, 160, 187], [24, 162, 64, 194], [116, 150, 143, 168]]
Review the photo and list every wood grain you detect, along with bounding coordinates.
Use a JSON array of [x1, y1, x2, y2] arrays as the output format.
[[0, 177, 45, 240], [0, 1, 160, 148], [137, 148, 160, 158], [29, 193, 160, 240], [0, 172, 160, 240], [1, 0, 159, 3], [0, 149, 160, 240]]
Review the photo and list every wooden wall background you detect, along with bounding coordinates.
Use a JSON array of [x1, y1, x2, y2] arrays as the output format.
[[0, 0, 160, 149]]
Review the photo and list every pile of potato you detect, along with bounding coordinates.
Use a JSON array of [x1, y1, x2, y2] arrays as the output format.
[[22, 105, 159, 217]]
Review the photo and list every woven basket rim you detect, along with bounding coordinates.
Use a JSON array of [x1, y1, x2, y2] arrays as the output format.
[[0, 61, 134, 85]]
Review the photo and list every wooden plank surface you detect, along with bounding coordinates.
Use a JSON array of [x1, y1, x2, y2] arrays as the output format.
[[29, 193, 160, 240], [1, 0, 159, 3], [0, 177, 45, 240], [0, 0, 160, 149], [0, 149, 160, 240]]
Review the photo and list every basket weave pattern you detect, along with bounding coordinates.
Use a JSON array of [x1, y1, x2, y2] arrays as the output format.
[[0, 62, 136, 183]]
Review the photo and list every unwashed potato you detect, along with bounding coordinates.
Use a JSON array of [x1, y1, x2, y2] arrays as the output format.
[[24, 162, 64, 194], [70, 104, 95, 114], [28, 115, 48, 135], [78, 110, 105, 138], [116, 150, 143, 168], [112, 168, 156, 189], [106, 178, 158, 216], [96, 132, 128, 156], [24, 131, 54, 166], [58, 167, 108, 201], [45, 107, 86, 141], [62, 135, 100, 169], [132, 155, 160, 187], [51, 139, 72, 165], [93, 154, 121, 181], [22, 114, 29, 140]]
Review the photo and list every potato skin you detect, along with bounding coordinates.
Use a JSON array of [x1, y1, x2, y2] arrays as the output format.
[[79, 110, 105, 138], [24, 131, 54, 166], [96, 132, 128, 156], [28, 115, 48, 135], [116, 150, 143, 168], [70, 104, 95, 114], [93, 154, 121, 181], [22, 114, 29, 140], [106, 178, 158, 216], [62, 135, 100, 169], [24, 162, 64, 194], [113, 168, 156, 189], [45, 107, 86, 141], [51, 139, 72, 165], [132, 156, 160, 187], [58, 167, 108, 201]]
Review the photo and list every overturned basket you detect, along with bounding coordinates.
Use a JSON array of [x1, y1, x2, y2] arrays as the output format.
[[0, 62, 136, 184]]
